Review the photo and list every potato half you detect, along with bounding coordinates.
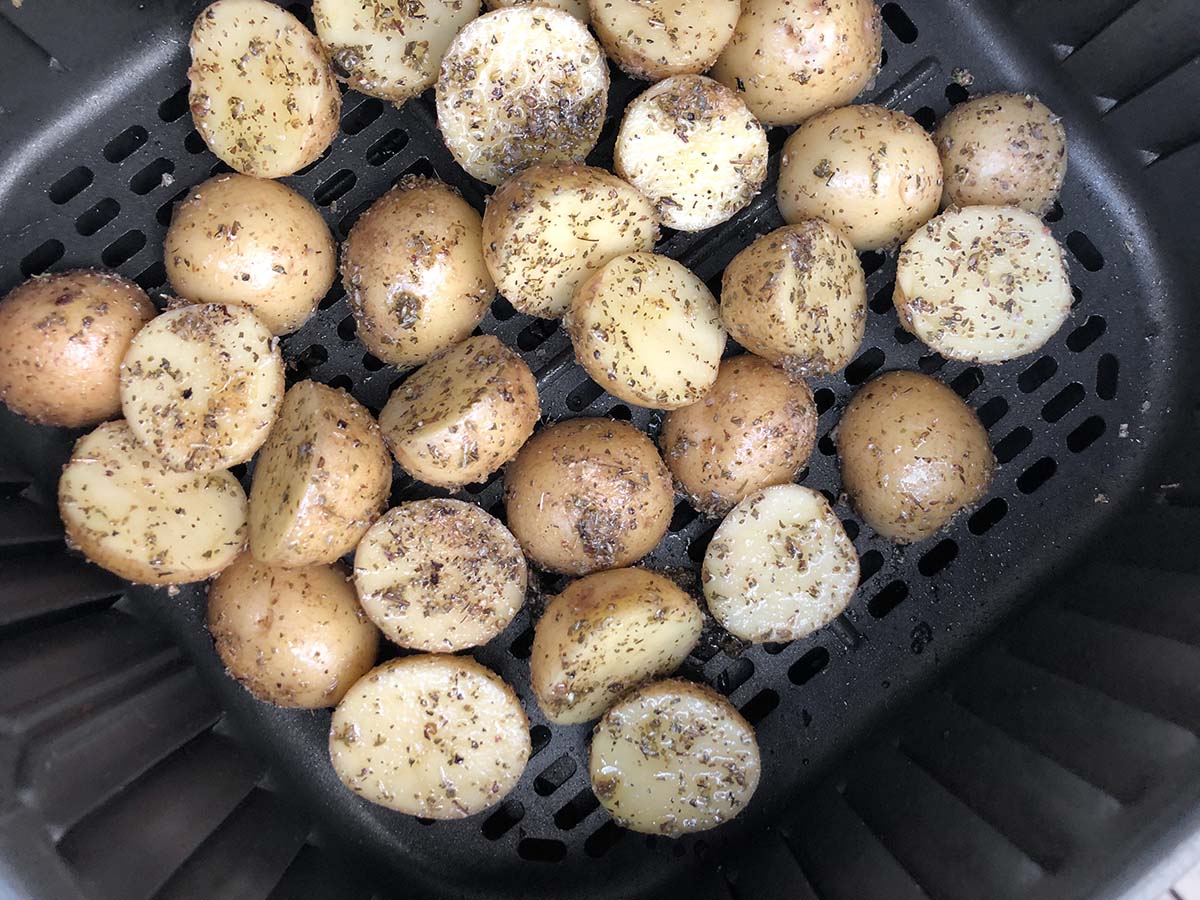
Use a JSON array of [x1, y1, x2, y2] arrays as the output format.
[[485, 0, 588, 18], [894, 206, 1072, 363], [330, 655, 530, 818], [58, 421, 247, 585], [531, 568, 703, 723], [590, 0, 740, 82], [188, 0, 340, 178], [590, 679, 761, 835]]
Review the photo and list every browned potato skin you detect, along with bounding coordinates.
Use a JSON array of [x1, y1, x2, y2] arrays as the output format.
[[208, 554, 379, 708], [661, 355, 817, 516], [837, 371, 994, 543], [0, 271, 155, 427], [504, 418, 673, 575]]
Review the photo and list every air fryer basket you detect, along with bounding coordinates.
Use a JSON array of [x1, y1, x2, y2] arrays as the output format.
[[1, 1, 1197, 899]]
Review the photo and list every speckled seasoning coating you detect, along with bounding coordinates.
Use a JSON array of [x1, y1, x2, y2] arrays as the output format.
[[590, 0, 740, 82], [485, 0, 588, 18]]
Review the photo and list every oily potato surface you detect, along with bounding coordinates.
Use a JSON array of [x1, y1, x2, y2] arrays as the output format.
[[590, 0, 740, 81], [485, 0, 588, 18]]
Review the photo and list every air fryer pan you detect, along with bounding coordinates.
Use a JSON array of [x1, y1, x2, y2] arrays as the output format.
[[0, 1, 1186, 898]]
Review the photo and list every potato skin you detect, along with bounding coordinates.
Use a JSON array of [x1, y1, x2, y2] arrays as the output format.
[[485, 0, 588, 19], [589, 0, 740, 82], [837, 371, 994, 543], [0, 270, 155, 427], [504, 418, 673, 575]]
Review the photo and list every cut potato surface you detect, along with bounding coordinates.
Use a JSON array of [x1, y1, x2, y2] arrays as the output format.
[[894, 206, 1072, 363], [188, 0, 341, 178], [590, 0, 740, 81], [330, 655, 530, 818], [120, 303, 283, 474], [590, 679, 760, 835], [354, 500, 527, 653], [59, 421, 247, 585], [485, 0, 588, 18]]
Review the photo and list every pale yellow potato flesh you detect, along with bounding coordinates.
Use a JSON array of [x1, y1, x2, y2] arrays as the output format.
[[589, 0, 740, 81], [485, 0, 588, 19]]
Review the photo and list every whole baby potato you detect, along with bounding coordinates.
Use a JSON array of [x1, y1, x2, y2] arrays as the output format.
[[589, 0, 741, 82]]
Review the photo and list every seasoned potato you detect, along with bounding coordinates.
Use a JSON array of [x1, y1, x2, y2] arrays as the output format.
[[249, 380, 392, 568], [566, 253, 725, 410], [778, 104, 943, 251], [485, 0, 588, 18], [531, 568, 703, 723], [164, 174, 335, 335], [330, 655, 530, 818], [0, 270, 155, 427], [120, 303, 283, 473], [615, 75, 768, 232], [208, 554, 378, 708], [589, 0, 740, 81], [936, 92, 1067, 215], [702, 484, 858, 642], [838, 371, 994, 543], [354, 499, 527, 652], [483, 164, 660, 319], [343, 178, 494, 368], [661, 356, 817, 516], [894, 206, 1072, 363], [711, 0, 882, 126], [590, 679, 760, 835], [58, 421, 247, 585], [504, 418, 673, 575], [188, 0, 340, 178], [435, 7, 608, 186], [719, 221, 867, 375]]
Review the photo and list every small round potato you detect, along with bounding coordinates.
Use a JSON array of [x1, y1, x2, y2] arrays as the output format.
[[504, 418, 673, 575], [615, 75, 768, 232], [164, 174, 336, 335], [589, 0, 740, 81], [120, 303, 284, 473], [379, 335, 539, 489], [342, 177, 494, 368], [590, 679, 760, 835], [435, 7, 609, 186], [711, 0, 882, 126], [0, 270, 155, 427], [207, 554, 379, 708], [702, 484, 859, 642], [354, 500, 527, 653], [894, 206, 1072, 363], [531, 568, 703, 723], [485, 0, 588, 18], [719, 221, 867, 376], [566, 253, 725, 410], [483, 164, 660, 319], [661, 355, 818, 516], [188, 0, 341, 178], [330, 655, 531, 818], [838, 370, 995, 543], [778, 104, 943, 251], [935, 92, 1067, 215]]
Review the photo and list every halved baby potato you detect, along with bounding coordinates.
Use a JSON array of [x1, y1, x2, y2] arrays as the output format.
[[589, 0, 741, 82]]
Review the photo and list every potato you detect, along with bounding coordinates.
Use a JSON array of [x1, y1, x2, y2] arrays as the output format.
[[329, 655, 530, 818], [58, 421, 247, 585], [589, 679, 760, 835], [312, 0, 478, 104], [702, 484, 858, 642], [589, 0, 740, 82], [504, 417, 673, 575], [615, 75, 768, 232], [207, 554, 378, 708], [531, 568, 703, 723], [0, 270, 155, 427], [485, 0, 588, 19], [188, 0, 340, 179], [354, 499, 527, 652], [342, 177, 494, 368], [435, 7, 608, 186], [249, 380, 392, 568], [894, 206, 1072, 363], [566, 252, 725, 410], [711, 0, 882, 127], [777, 104, 943, 251], [483, 164, 660, 319], [120, 303, 283, 473], [661, 355, 817, 516], [838, 371, 994, 543], [719, 221, 867, 375], [936, 92, 1067, 216]]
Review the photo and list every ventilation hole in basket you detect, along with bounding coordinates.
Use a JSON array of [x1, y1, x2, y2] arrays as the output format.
[[293, 344, 328, 378], [714, 657, 754, 695], [342, 97, 384, 135], [463, 470, 502, 496], [320, 283, 346, 311], [555, 789, 600, 830], [918, 538, 958, 576], [763, 641, 790, 655], [285, 1, 315, 29], [977, 396, 1008, 430], [1097, 354, 1118, 400], [869, 580, 909, 618], [135, 261, 167, 291], [860, 549, 884, 582], [918, 352, 946, 374], [328, 373, 354, 392], [1043, 200, 1064, 223], [1066, 232, 1104, 272], [881, 3, 918, 42], [945, 83, 970, 105], [1018, 356, 1057, 393], [416, 817, 435, 827], [518, 319, 558, 352], [859, 250, 886, 277], [688, 522, 719, 563], [159, 84, 190, 121], [530, 724, 552, 758], [950, 367, 984, 398], [814, 388, 836, 415], [129, 158, 175, 195], [398, 157, 436, 184], [337, 314, 357, 341], [49, 166, 93, 204], [101, 230, 146, 267], [362, 352, 386, 372], [1066, 315, 1106, 352], [156, 188, 189, 227], [534, 755, 578, 797], [817, 433, 836, 457], [1018, 457, 1057, 494], [845, 348, 885, 385], [789, 647, 830, 685], [1068, 415, 1106, 453], [842, 519, 860, 541], [481, 798, 525, 840], [182, 129, 207, 154], [567, 378, 605, 412], [104, 125, 148, 163], [607, 404, 632, 421], [913, 106, 937, 131], [367, 128, 411, 166], [670, 502, 699, 533], [314, 169, 357, 207], [870, 281, 895, 314], [969, 497, 1007, 535], [1042, 382, 1084, 423], [585, 821, 624, 858], [880, 47, 889, 69], [740, 689, 780, 725], [487, 298, 515, 323], [994, 425, 1032, 464], [75, 198, 120, 236], [509, 625, 535, 659]]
